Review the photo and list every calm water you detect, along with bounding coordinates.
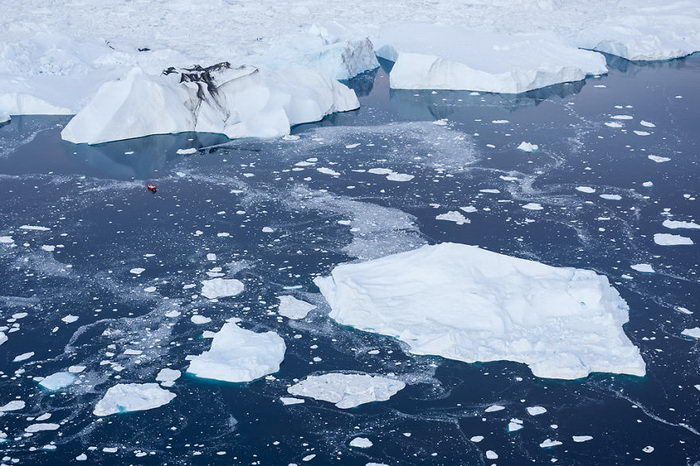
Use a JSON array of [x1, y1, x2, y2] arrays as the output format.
[[0, 55, 698, 465]]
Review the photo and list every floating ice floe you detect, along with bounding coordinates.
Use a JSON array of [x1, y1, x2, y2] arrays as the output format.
[[280, 396, 305, 405], [527, 406, 547, 416], [681, 328, 700, 339], [287, 373, 406, 409], [93, 383, 176, 416], [187, 319, 286, 383], [436, 211, 470, 225], [0, 332, 7, 346], [648, 155, 670, 163], [375, 25, 607, 93], [539, 438, 562, 448], [653, 233, 693, 246], [61, 63, 359, 144], [349, 437, 373, 448], [522, 203, 544, 211], [200, 278, 244, 299], [0, 400, 25, 412], [517, 142, 539, 152], [573, 435, 593, 443], [155, 368, 181, 387], [315, 243, 646, 380], [575, 186, 596, 193], [39, 372, 76, 391], [630, 263, 654, 273], [25, 423, 60, 433], [278, 295, 316, 320], [663, 219, 700, 230]]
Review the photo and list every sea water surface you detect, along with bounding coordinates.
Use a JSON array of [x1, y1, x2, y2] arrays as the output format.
[[0, 55, 698, 465]]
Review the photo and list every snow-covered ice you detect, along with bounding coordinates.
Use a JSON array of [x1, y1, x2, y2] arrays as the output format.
[[187, 320, 286, 383], [436, 211, 470, 225], [287, 373, 406, 409], [278, 295, 316, 320], [200, 278, 244, 299], [25, 423, 60, 433], [315, 243, 646, 380], [630, 264, 654, 273], [349, 437, 373, 448], [39, 372, 76, 391], [61, 64, 359, 144], [155, 368, 181, 387], [654, 233, 693, 246], [93, 383, 176, 416], [375, 25, 607, 93], [517, 142, 539, 152], [663, 219, 700, 230], [681, 328, 700, 339]]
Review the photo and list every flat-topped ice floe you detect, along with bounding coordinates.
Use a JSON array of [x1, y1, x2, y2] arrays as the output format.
[[287, 372, 406, 409], [61, 62, 359, 144], [278, 295, 316, 320], [93, 383, 176, 416], [187, 319, 286, 383], [39, 372, 76, 391], [654, 233, 694, 246], [375, 25, 607, 93], [315, 243, 646, 380], [200, 278, 244, 299]]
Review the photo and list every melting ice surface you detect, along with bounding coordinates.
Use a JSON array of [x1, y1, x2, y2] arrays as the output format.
[[0, 55, 699, 465]]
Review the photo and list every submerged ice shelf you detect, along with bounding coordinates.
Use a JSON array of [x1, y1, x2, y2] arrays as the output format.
[[315, 243, 646, 380]]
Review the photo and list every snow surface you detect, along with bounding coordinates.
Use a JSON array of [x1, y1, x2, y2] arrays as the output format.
[[278, 295, 316, 320], [200, 278, 245, 299], [315, 243, 646, 380], [61, 64, 359, 144], [187, 320, 286, 383], [93, 383, 176, 416], [287, 373, 406, 409], [375, 25, 607, 93]]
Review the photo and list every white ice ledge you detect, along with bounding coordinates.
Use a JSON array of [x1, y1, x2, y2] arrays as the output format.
[[60, 63, 359, 145], [315, 243, 646, 380]]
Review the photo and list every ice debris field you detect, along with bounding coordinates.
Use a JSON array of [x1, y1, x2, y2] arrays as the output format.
[[1, 0, 700, 465]]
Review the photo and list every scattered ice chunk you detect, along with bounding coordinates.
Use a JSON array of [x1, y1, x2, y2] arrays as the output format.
[[280, 397, 305, 405], [517, 142, 539, 152], [187, 320, 285, 383], [630, 264, 654, 273], [508, 419, 524, 432], [25, 423, 60, 433], [604, 122, 623, 128], [640, 120, 656, 128], [662, 220, 700, 230], [315, 243, 646, 379], [648, 155, 670, 163], [13, 352, 34, 362], [200, 278, 244, 299], [155, 368, 181, 387], [0, 236, 14, 244], [39, 372, 76, 391], [486, 450, 498, 459], [470, 436, 484, 442], [540, 439, 562, 448], [633, 130, 650, 136], [610, 115, 633, 120], [0, 400, 25, 412], [61, 314, 79, 324], [129, 268, 145, 275], [485, 405, 505, 413], [386, 172, 414, 182], [642, 446, 654, 453], [19, 225, 51, 231], [575, 186, 596, 193], [653, 234, 693, 246], [572, 435, 593, 443], [176, 148, 198, 155], [93, 383, 176, 416], [317, 167, 341, 176], [191, 315, 211, 325], [278, 296, 316, 320], [600, 194, 621, 201], [522, 203, 543, 211], [349, 437, 373, 448], [527, 406, 547, 416], [287, 373, 405, 409], [681, 328, 700, 339], [436, 211, 470, 225]]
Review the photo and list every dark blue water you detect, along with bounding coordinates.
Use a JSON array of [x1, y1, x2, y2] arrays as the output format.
[[0, 55, 698, 465]]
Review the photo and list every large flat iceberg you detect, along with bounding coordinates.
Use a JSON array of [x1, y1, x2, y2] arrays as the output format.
[[315, 243, 646, 380], [375, 25, 607, 93], [187, 319, 286, 383], [61, 62, 359, 144], [93, 383, 176, 416], [287, 373, 406, 409]]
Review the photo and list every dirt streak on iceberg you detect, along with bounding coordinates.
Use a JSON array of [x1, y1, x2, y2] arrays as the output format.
[[315, 243, 646, 380]]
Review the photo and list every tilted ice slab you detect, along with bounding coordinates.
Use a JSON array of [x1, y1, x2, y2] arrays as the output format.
[[375, 25, 607, 93], [61, 62, 359, 144], [187, 319, 286, 383], [287, 373, 406, 409], [575, 1, 700, 61], [93, 383, 176, 416], [315, 243, 646, 380]]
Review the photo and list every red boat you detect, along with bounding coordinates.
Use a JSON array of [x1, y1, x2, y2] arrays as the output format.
[[147, 184, 157, 193]]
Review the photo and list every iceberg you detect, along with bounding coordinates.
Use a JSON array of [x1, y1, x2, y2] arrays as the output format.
[[287, 373, 406, 409], [375, 25, 607, 93], [61, 62, 359, 144], [278, 295, 316, 320], [187, 320, 286, 383], [314, 243, 646, 380], [93, 383, 176, 416], [39, 372, 76, 391], [0, 111, 9, 123], [681, 328, 700, 339]]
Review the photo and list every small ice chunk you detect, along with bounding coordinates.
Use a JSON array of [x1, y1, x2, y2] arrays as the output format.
[[653, 234, 693, 246], [662, 220, 700, 230], [610, 115, 633, 120], [176, 148, 198, 155], [522, 203, 543, 211], [201, 278, 244, 299], [572, 435, 593, 443], [317, 167, 341, 176], [648, 155, 670, 163], [0, 236, 14, 244], [187, 320, 286, 383], [280, 396, 305, 405], [486, 450, 498, 459], [93, 383, 176, 416], [349, 437, 373, 448], [19, 225, 51, 231], [517, 142, 539, 152], [61, 314, 79, 324], [39, 372, 76, 390], [604, 121, 623, 128], [287, 373, 405, 409], [13, 352, 34, 362], [640, 121, 655, 128], [630, 264, 654, 273], [0, 400, 25, 411], [527, 406, 547, 416], [191, 315, 212, 324], [485, 405, 505, 413], [25, 423, 60, 433], [386, 172, 414, 182], [633, 130, 650, 136], [600, 194, 621, 200], [156, 368, 181, 386], [508, 419, 524, 432], [540, 439, 562, 448], [129, 268, 145, 275], [278, 296, 316, 320], [436, 211, 470, 225], [575, 186, 596, 193]]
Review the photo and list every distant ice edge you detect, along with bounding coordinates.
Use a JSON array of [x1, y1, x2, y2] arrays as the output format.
[[315, 242, 646, 380]]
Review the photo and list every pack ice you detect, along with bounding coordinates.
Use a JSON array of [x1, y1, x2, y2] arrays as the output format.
[[61, 62, 359, 144], [375, 25, 607, 93], [287, 373, 406, 409], [315, 243, 646, 380], [187, 319, 286, 383], [93, 383, 176, 416]]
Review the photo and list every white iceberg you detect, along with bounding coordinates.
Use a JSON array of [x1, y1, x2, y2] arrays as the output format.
[[349, 437, 373, 448], [61, 63, 359, 145], [25, 423, 60, 433], [0, 111, 9, 123], [654, 233, 693, 246], [681, 328, 700, 339], [287, 373, 406, 409], [663, 219, 700, 230], [187, 320, 286, 383], [315, 243, 646, 380], [39, 372, 76, 391], [278, 295, 316, 320], [155, 368, 181, 387], [200, 277, 244, 299], [375, 25, 607, 93], [93, 383, 176, 416], [517, 142, 539, 152]]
